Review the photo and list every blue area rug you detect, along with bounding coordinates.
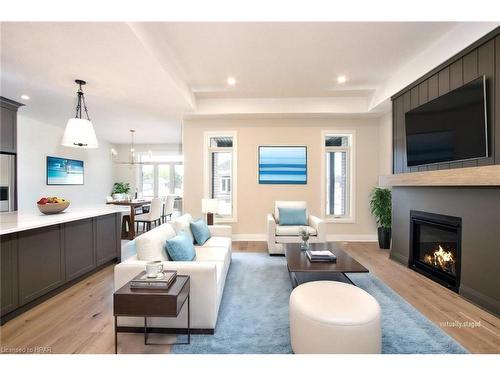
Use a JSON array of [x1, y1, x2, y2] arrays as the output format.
[[172, 252, 467, 354]]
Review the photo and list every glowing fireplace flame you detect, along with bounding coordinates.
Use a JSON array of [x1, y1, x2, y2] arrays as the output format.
[[423, 245, 456, 274]]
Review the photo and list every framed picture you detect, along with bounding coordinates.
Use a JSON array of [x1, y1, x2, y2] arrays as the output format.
[[46, 156, 84, 185], [258, 146, 307, 184]]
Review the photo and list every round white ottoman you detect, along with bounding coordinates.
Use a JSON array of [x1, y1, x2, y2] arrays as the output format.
[[289, 280, 381, 354]]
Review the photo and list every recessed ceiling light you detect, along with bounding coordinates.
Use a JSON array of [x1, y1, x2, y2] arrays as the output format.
[[226, 76, 237, 86], [21, 94, 30, 100], [337, 75, 347, 84]]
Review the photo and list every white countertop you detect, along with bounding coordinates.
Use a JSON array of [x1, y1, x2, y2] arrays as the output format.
[[0, 205, 129, 235]]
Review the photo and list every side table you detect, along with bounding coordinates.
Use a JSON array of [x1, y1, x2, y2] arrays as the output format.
[[113, 274, 190, 353]]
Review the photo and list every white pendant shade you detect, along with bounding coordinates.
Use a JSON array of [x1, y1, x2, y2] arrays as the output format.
[[62, 118, 99, 148]]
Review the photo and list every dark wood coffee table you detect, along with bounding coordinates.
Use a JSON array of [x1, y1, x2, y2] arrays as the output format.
[[113, 274, 190, 354], [285, 242, 368, 288]]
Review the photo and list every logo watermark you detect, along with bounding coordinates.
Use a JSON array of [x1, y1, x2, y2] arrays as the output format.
[[0, 346, 52, 354], [439, 320, 481, 329]]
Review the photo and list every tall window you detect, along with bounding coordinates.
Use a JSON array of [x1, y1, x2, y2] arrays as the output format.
[[220, 176, 231, 193], [174, 164, 184, 196], [141, 165, 155, 198], [324, 133, 353, 219], [205, 133, 237, 220], [139, 153, 183, 198], [157, 164, 171, 197]]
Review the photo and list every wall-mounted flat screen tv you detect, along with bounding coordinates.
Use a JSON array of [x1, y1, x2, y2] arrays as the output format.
[[405, 76, 488, 167], [47, 156, 84, 185], [258, 146, 307, 184]]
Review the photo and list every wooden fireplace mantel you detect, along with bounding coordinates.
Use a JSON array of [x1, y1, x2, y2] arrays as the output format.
[[379, 165, 500, 187]]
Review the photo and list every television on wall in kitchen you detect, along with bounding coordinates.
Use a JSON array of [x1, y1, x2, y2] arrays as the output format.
[[47, 156, 84, 185], [258, 146, 307, 184], [405, 76, 488, 167]]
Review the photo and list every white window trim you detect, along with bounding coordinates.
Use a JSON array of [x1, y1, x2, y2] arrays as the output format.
[[203, 131, 238, 223], [320, 130, 356, 223]]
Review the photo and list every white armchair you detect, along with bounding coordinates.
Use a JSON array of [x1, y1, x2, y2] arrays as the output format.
[[267, 201, 325, 255]]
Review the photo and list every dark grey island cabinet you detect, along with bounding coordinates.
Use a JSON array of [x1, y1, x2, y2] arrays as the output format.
[[1, 234, 18, 316], [65, 218, 95, 281], [18, 225, 65, 306], [95, 213, 122, 266], [0, 212, 121, 323]]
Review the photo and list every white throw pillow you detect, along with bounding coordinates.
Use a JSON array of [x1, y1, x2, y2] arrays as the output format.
[[170, 214, 195, 243], [135, 223, 176, 261]]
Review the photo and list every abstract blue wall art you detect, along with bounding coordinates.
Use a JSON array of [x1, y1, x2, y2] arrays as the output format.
[[47, 156, 84, 185], [258, 146, 307, 184]]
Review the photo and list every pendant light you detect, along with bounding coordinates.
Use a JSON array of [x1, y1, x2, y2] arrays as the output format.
[[129, 129, 136, 163], [62, 79, 98, 148], [112, 130, 146, 165]]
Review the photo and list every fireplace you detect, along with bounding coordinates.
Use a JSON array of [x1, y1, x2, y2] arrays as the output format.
[[409, 210, 462, 292]]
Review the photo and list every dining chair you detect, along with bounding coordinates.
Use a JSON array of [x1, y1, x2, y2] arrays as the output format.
[[162, 195, 176, 223], [135, 198, 163, 232]]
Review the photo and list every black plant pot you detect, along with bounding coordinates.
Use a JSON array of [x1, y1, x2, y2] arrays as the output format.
[[377, 227, 391, 249]]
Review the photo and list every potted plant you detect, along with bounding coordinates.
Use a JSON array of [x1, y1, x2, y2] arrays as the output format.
[[369, 187, 392, 249], [112, 182, 131, 200]]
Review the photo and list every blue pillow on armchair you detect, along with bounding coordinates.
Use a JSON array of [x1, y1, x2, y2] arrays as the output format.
[[165, 231, 196, 261], [190, 218, 211, 245], [278, 207, 307, 226]]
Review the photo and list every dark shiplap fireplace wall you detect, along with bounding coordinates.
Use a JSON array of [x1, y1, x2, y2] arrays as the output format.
[[389, 27, 500, 316], [391, 27, 500, 173]]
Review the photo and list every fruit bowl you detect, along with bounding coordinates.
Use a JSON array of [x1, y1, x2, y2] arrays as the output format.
[[37, 201, 70, 215]]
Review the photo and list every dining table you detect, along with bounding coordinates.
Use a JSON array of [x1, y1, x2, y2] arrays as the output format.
[[107, 200, 151, 240]]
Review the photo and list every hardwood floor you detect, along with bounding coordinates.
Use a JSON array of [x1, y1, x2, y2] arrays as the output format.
[[1, 241, 498, 354], [0, 265, 174, 354], [341, 241, 500, 354], [232, 241, 268, 252]]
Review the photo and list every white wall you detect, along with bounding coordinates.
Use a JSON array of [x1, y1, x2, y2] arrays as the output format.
[[378, 112, 393, 176], [17, 115, 114, 211]]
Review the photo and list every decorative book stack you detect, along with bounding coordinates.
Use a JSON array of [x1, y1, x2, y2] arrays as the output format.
[[130, 271, 177, 290], [306, 250, 337, 263]]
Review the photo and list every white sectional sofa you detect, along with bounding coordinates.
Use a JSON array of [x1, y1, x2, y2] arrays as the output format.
[[114, 214, 232, 332]]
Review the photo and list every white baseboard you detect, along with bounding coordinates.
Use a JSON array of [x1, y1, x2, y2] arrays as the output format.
[[326, 234, 378, 242], [232, 234, 268, 241], [232, 233, 377, 242]]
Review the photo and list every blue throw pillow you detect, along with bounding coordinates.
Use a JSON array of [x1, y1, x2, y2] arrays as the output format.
[[278, 207, 307, 226], [165, 231, 196, 261], [190, 218, 211, 245]]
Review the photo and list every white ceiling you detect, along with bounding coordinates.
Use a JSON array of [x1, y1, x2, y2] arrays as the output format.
[[0, 22, 190, 144], [1, 22, 496, 144], [151, 22, 458, 98]]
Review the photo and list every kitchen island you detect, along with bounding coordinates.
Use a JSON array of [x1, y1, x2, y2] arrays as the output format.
[[0, 206, 126, 324]]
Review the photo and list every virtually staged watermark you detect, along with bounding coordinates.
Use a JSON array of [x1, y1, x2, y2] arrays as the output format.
[[439, 320, 481, 329], [1, 346, 52, 354]]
